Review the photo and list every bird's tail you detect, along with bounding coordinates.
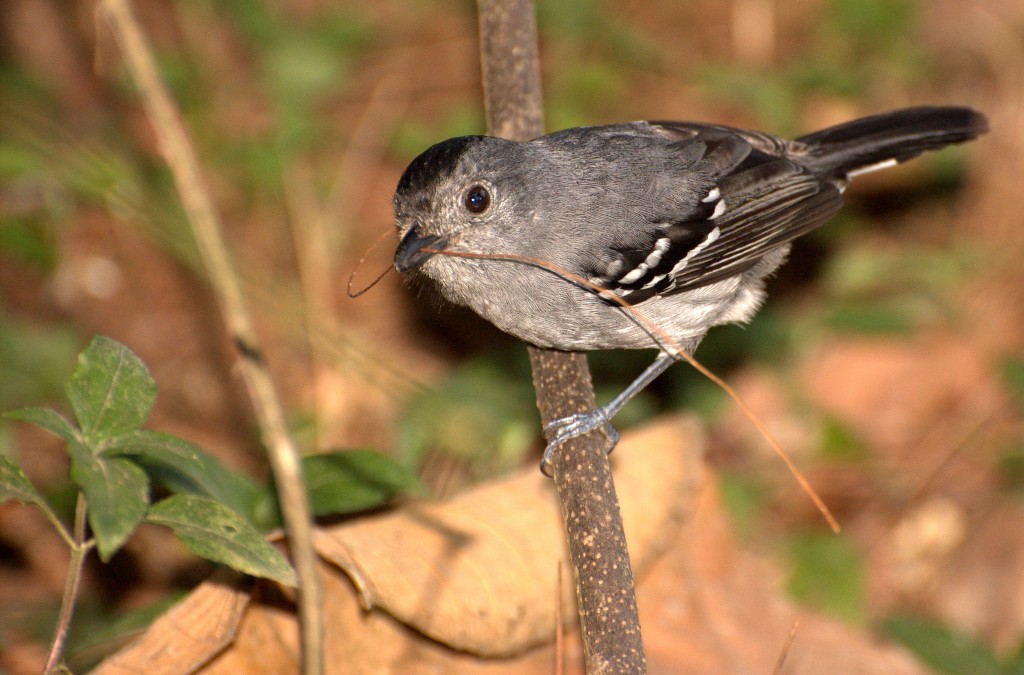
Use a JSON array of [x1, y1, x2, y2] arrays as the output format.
[[795, 106, 987, 180]]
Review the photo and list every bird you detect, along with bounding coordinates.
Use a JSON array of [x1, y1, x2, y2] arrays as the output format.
[[392, 106, 988, 472]]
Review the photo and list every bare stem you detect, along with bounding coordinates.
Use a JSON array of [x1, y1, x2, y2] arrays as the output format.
[[475, 1, 646, 671], [97, 2, 323, 672], [44, 492, 89, 674]]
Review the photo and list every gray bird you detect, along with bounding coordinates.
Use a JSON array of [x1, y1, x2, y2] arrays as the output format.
[[393, 106, 987, 472]]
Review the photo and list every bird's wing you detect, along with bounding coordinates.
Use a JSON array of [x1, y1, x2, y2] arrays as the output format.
[[584, 122, 843, 303]]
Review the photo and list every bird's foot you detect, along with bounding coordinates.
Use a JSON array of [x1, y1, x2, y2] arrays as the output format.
[[540, 408, 620, 476]]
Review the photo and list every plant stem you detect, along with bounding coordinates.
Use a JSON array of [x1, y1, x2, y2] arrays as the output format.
[[44, 492, 89, 674], [36, 498, 79, 551], [99, 2, 323, 673], [475, 1, 647, 671]]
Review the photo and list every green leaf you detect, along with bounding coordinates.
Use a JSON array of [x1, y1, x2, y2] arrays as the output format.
[[823, 302, 915, 335], [997, 445, 1024, 494], [1000, 357, 1024, 414], [66, 336, 156, 444], [786, 532, 864, 623], [302, 450, 423, 516], [0, 455, 45, 506], [103, 429, 261, 520], [717, 472, 767, 539], [397, 355, 537, 477], [819, 417, 870, 463], [146, 494, 295, 586], [1003, 641, 1024, 675], [251, 450, 423, 531], [3, 407, 79, 442], [882, 614, 1001, 675], [0, 317, 79, 409], [68, 443, 149, 561]]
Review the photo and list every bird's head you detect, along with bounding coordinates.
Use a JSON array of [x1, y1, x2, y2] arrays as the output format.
[[393, 135, 526, 274]]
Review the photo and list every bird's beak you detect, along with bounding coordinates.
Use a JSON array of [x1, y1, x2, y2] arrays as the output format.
[[394, 224, 443, 272]]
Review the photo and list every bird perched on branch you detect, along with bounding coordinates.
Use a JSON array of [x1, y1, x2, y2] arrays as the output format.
[[393, 106, 987, 472]]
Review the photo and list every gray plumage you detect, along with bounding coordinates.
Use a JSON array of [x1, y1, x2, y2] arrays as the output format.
[[393, 106, 987, 467], [395, 106, 985, 355]]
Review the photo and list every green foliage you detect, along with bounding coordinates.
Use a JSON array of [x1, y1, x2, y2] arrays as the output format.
[[146, 494, 295, 586], [2, 328, 425, 665], [0, 454, 45, 506], [818, 416, 870, 463], [218, 1, 375, 157], [810, 244, 973, 336], [1007, 643, 1024, 675], [818, 0, 924, 78], [300, 450, 423, 517], [3, 334, 422, 579], [881, 615, 1024, 675], [388, 106, 486, 162], [821, 301, 917, 335], [254, 450, 425, 529], [1001, 357, 1024, 414], [0, 318, 79, 411], [397, 354, 537, 479], [537, 0, 658, 129], [998, 444, 1024, 494], [65, 336, 157, 445], [785, 531, 864, 623], [717, 472, 768, 539], [0, 216, 58, 269], [697, 64, 805, 134], [105, 429, 263, 522], [699, 0, 930, 133], [68, 441, 149, 561], [1, 335, 284, 574]]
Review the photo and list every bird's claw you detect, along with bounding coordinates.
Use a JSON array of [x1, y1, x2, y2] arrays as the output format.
[[540, 409, 620, 476]]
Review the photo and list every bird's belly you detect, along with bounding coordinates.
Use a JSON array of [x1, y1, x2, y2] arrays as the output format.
[[466, 274, 762, 354]]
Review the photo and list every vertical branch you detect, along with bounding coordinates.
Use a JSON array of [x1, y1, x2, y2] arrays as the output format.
[[475, 1, 646, 672], [97, 2, 323, 673]]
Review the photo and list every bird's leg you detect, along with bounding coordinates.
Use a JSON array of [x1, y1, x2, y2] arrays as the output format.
[[541, 352, 679, 475]]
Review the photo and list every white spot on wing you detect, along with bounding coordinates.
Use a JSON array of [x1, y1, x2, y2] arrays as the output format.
[[619, 264, 647, 285], [644, 236, 670, 268], [670, 225, 721, 276], [702, 187, 721, 203], [710, 199, 727, 219], [614, 236, 670, 286], [642, 273, 667, 289]]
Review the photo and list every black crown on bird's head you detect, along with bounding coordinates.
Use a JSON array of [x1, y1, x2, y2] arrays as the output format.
[[394, 136, 489, 213]]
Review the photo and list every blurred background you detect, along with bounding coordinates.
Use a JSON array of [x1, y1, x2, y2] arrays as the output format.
[[1, 0, 1022, 671]]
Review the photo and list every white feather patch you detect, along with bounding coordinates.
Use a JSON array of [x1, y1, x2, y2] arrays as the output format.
[[670, 225, 721, 276], [846, 157, 899, 178]]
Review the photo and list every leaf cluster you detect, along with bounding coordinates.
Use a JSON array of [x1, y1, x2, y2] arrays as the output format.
[[2, 335, 422, 585]]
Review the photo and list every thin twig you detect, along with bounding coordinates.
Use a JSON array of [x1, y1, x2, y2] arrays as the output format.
[[772, 619, 801, 675], [44, 493, 89, 674], [97, 2, 323, 673], [475, 1, 647, 671]]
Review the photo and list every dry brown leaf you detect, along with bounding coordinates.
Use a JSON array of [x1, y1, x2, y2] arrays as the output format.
[[313, 415, 699, 657], [638, 479, 928, 674], [92, 570, 250, 674]]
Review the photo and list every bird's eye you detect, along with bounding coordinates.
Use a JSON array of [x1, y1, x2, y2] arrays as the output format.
[[464, 185, 490, 214]]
